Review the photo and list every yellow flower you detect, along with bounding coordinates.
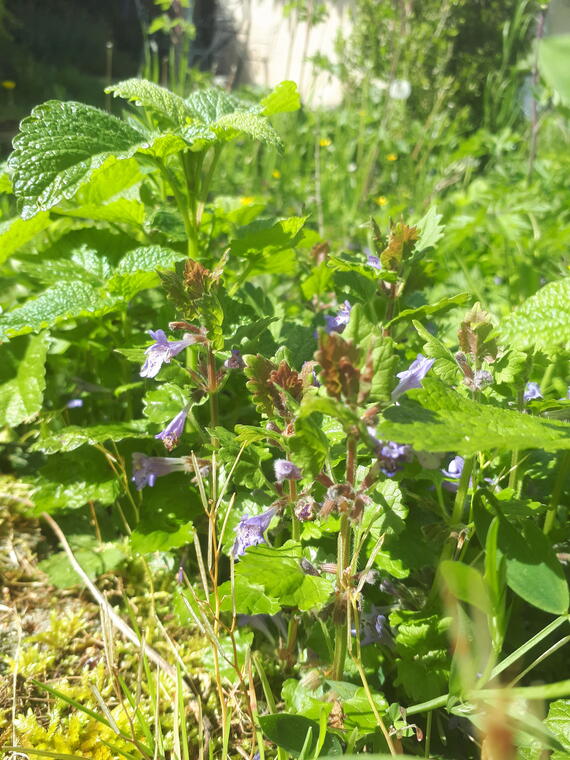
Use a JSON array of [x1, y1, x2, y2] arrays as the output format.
[[1, 80, 16, 90], [240, 196, 255, 205], [386, 153, 398, 162], [375, 196, 388, 207], [319, 137, 332, 147], [272, 169, 281, 179]]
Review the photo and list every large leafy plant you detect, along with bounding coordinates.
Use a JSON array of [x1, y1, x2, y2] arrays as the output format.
[[2, 76, 570, 760]]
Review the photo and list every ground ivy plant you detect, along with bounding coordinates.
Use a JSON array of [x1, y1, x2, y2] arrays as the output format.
[[1, 78, 570, 759]]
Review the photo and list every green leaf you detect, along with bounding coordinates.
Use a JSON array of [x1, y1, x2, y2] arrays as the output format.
[[414, 206, 444, 252], [260, 80, 301, 115], [113, 245, 187, 276], [56, 198, 144, 226], [413, 320, 460, 384], [387, 293, 470, 328], [0, 212, 52, 264], [342, 689, 389, 730], [439, 561, 491, 614], [231, 216, 306, 256], [8, 100, 145, 219], [539, 35, 570, 103], [235, 542, 334, 611], [497, 519, 569, 615], [213, 111, 283, 150], [218, 577, 281, 615], [258, 714, 342, 758], [288, 414, 329, 477], [364, 479, 408, 536], [0, 332, 48, 427], [30, 420, 149, 454], [545, 700, 570, 760], [185, 88, 244, 124], [0, 281, 115, 339], [38, 538, 126, 589], [29, 449, 121, 514], [73, 155, 143, 205], [131, 520, 194, 554], [143, 383, 189, 425], [105, 78, 190, 126], [378, 377, 570, 455], [392, 612, 451, 702], [234, 424, 282, 446], [497, 278, 570, 354]]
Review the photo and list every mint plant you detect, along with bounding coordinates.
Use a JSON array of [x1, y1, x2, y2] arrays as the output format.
[[1, 76, 570, 759]]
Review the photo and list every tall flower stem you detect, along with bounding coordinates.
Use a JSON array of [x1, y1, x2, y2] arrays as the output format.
[[450, 454, 474, 526], [332, 434, 357, 680], [207, 346, 219, 448], [286, 476, 300, 657]]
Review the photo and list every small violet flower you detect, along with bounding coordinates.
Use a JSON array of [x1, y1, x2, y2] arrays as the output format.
[[472, 369, 493, 391], [155, 407, 189, 451], [378, 441, 412, 477], [66, 398, 84, 409], [441, 455, 464, 492], [366, 253, 382, 270], [274, 459, 302, 482], [132, 453, 188, 490], [325, 300, 351, 334], [140, 329, 196, 379], [224, 349, 245, 370], [232, 507, 277, 558], [294, 496, 317, 522], [524, 382, 542, 403], [391, 354, 435, 401], [357, 606, 394, 648]]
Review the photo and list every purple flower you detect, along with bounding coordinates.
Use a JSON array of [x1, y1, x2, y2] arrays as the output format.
[[274, 459, 302, 482], [472, 370, 493, 391], [66, 398, 84, 409], [140, 330, 196, 379], [325, 300, 352, 334], [358, 607, 394, 647], [131, 453, 188, 490], [295, 496, 317, 522], [367, 253, 382, 270], [391, 354, 435, 401], [155, 407, 189, 451], [378, 441, 412, 476], [232, 507, 277, 558], [442, 455, 464, 492], [224, 349, 245, 370], [524, 382, 542, 402]]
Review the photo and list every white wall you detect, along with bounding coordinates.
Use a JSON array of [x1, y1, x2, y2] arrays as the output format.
[[220, 0, 352, 107]]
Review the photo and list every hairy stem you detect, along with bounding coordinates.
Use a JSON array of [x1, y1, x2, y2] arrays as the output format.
[[332, 434, 357, 679]]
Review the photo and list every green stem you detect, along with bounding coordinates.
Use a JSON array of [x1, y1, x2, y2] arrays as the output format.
[[451, 455, 474, 526], [544, 451, 570, 535], [289, 477, 300, 541], [196, 145, 222, 227], [332, 435, 357, 680]]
